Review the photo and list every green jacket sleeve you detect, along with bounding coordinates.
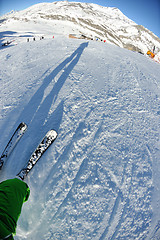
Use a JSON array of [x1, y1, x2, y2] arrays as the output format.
[[0, 178, 30, 238]]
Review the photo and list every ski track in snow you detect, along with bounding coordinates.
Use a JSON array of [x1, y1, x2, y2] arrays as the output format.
[[0, 36, 160, 239]]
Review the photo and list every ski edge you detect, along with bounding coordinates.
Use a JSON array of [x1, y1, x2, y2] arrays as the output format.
[[0, 122, 28, 170]]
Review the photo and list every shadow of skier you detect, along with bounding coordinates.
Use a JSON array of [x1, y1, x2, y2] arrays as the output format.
[[18, 42, 89, 136]]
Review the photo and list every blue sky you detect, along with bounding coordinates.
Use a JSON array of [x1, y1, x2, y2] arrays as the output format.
[[0, 0, 160, 38]]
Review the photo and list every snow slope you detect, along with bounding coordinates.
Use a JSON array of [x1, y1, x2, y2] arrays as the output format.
[[0, 36, 160, 239]]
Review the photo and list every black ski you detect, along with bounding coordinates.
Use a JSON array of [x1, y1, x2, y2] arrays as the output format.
[[0, 122, 28, 170], [17, 129, 58, 180]]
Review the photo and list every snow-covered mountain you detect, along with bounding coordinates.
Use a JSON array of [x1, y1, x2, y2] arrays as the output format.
[[0, 1, 160, 54]]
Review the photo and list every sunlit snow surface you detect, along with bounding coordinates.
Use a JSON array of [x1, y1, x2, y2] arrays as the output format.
[[0, 36, 160, 239]]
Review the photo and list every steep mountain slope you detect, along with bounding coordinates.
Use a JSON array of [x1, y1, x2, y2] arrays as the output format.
[[0, 1, 160, 54], [0, 35, 160, 239]]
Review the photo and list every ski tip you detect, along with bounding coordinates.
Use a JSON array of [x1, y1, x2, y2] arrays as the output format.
[[48, 129, 58, 138], [20, 122, 28, 127], [18, 122, 28, 131]]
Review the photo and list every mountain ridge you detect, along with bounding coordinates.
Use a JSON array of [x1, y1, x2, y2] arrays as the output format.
[[0, 1, 160, 54]]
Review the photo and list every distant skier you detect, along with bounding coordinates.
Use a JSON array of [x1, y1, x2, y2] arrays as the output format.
[[2, 41, 10, 47], [153, 46, 155, 53], [0, 178, 30, 239]]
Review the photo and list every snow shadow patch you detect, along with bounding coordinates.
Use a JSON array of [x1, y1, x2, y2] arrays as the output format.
[[0, 30, 17, 38]]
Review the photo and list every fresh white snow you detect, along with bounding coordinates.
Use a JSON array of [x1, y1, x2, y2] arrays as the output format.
[[0, 33, 160, 239]]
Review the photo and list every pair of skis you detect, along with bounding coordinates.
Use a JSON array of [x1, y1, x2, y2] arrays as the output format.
[[0, 122, 58, 180]]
